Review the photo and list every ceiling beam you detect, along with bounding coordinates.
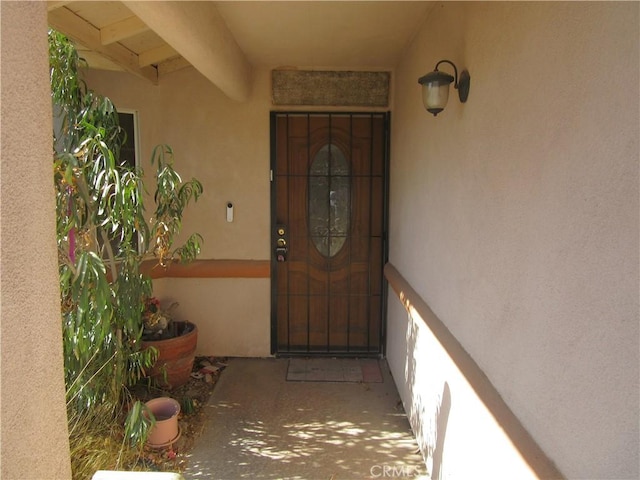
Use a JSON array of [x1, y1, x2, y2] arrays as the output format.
[[48, 6, 158, 84], [124, 1, 251, 102], [100, 15, 148, 45], [139, 44, 178, 67], [47, 1, 71, 12], [157, 57, 192, 76]]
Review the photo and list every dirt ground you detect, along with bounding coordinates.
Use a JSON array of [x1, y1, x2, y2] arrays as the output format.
[[129, 356, 226, 473]]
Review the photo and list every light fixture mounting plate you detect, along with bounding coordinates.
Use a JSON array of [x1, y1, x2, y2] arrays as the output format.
[[458, 70, 471, 103]]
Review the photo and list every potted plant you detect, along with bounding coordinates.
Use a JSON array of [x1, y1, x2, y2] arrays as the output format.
[[141, 297, 198, 388]]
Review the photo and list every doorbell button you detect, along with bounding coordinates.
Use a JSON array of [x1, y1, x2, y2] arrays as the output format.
[[226, 202, 233, 222]]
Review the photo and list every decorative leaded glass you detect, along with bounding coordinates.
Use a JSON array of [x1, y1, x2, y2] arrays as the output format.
[[309, 144, 349, 257]]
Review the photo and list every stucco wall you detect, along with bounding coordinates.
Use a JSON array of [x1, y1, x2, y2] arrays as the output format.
[[84, 66, 274, 356], [0, 2, 72, 478], [387, 2, 639, 479], [386, 275, 553, 479]]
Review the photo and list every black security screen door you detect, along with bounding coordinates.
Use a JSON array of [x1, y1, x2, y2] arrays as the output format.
[[270, 112, 389, 355]]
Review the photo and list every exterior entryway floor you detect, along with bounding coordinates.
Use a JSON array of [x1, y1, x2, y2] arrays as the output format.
[[184, 358, 427, 479]]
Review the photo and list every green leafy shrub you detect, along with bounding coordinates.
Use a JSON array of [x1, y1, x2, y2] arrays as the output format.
[[50, 29, 203, 474]]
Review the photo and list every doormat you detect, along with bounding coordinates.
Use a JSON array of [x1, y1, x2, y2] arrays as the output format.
[[286, 358, 383, 383]]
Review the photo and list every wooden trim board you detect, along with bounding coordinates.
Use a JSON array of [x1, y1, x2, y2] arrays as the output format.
[[142, 259, 270, 279]]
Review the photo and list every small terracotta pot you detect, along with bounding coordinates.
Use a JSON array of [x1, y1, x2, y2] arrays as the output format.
[[145, 397, 181, 448]]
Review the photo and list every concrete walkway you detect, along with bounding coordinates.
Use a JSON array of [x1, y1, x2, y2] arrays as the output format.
[[184, 358, 426, 480]]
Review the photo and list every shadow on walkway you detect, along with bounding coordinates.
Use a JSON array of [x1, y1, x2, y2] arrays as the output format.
[[185, 358, 426, 479]]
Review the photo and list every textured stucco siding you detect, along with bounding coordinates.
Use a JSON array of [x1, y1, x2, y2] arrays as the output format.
[[387, 2, 639, 479], [1, 2, 72, 478]]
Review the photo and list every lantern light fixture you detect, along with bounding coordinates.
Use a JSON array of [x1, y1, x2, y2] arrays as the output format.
[[418, 60, 470, 116]]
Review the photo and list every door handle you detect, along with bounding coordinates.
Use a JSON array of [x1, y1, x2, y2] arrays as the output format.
[[276, 248, 287, 262]]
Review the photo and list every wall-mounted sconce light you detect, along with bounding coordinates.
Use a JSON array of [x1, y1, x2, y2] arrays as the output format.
[[418, 60, 470, 116]]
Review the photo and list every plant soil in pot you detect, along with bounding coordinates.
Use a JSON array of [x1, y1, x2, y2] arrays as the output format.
[[145, 397, 181, 448], [142, 321, 198, 389]]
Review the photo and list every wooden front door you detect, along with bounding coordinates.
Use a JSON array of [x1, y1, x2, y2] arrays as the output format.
[[271, 112, 389, 355]]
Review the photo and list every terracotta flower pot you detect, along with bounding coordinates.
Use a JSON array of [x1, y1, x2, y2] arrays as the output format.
[[145, 397, 181, 448], [142, 321, 198, 389]]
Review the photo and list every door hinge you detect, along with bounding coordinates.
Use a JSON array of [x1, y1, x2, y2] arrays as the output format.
[[270, 169, 273, 182]]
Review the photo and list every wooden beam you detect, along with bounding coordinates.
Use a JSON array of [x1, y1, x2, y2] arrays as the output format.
[[141, 259, 270, 279], [48, 7, 158, 84], [139, 44, 178, 67], [47, 1, 71, 12], [124, 1, 251, 101], [100, 15, 148, 45], [158, 57, 192, 76]]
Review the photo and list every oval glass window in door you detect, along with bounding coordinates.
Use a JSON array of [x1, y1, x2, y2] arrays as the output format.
[[309, 144, 349, 257]]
